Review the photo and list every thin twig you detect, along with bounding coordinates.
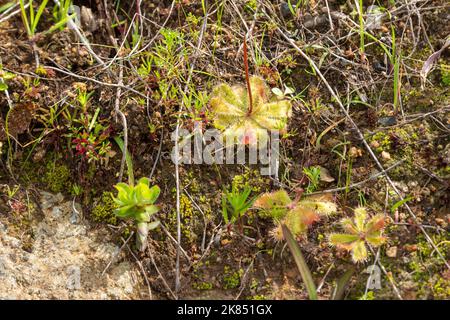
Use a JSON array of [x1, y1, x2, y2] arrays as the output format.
[[243, 36, 253, 115], [316, 261, 335, 293], [173, 9, 208, 295], [235, 259, 254, 300], [42, 65, 146, 98], [126, 243, 153, 300], [147, 243, 177, 299], [102, 231, 134, 276], [114, 62, 127, 183], [52, 0, 110, 69], [159, 223, 191, 262], [311, 160, 405, 194], [324, 0, 335, 31], [368, 246, 403, 300]]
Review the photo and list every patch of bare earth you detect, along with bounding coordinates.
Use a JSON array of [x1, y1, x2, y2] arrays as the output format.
[[0, 192, 146, 299]]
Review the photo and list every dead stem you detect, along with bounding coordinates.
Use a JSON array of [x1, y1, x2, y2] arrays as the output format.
[[243, 36, 253, 116]]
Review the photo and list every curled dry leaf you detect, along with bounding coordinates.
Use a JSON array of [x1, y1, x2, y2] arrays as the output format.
[[420, 37, 450, 88], [318, 166, 335, 183], [0, 103, 35, 141]]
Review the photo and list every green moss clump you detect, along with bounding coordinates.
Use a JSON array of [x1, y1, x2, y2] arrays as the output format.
[[370, 125, 422, 162], [168, 169, 220, 246], [43, 162, 71, 193], [437, 165, 450, 176], [370, 131, 391, 153], [168, 192, 198, 243], [359, 291, 375, 300], [247, 294, 267, 300], [91, 192, 118, 225], [190, 261, 214, 291], [222, 266, 244, 289], [121, 226, 131, 239], [432, 277, 450, 299], [179, 193, 195, 239], [440, 64, 450, 86], [231, 168, 270, 194], [405, 233, 450, 299], [192, 281, 214, 290], [185, 171, 201, 193]]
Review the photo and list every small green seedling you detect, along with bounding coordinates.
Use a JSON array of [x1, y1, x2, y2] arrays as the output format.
[[71, 183, 82, 196], [113, 177, 161, 252], [52, 0, 73, 31], [0, 67, 15, 92], [329, 207, 386, 263], [254, 189, 336, 240], [271, 85, 295, 100], [19, 0, 74, 38], [76, 89, 94, 111], [222, 184, 256, 231], [19, 0, 49, 38], [302, 166, 321, 193]]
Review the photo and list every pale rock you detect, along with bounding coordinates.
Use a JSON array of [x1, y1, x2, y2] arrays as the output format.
[[318, 166, 335, 182], [386, 246, 398, 258], [381, 151, 391, 160]]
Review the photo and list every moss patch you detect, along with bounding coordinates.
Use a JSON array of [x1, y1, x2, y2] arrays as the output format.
[[222, 266, 244, 289], [42, 162, 71, 193], [440, 64, 450, 86], [91, 191, 118, 225]]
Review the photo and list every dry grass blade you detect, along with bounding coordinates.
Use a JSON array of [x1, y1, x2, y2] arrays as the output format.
[[420, 37, 450, 88], [332, 267, 354, 300]]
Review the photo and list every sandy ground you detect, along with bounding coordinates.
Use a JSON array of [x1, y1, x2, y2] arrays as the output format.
[[0, 191, 144, 299]]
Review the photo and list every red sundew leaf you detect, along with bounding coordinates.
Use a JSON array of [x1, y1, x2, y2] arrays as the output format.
[[45, 68, 56, 78], [298, 207, 321, 226], [365, 215, 386, 234], [26, 87, 41, 99], [76, 147, 86, 155], [336, 242, 356, 252]]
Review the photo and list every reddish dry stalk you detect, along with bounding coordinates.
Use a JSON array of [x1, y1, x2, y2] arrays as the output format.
[[243, 36, 253, 116], [288, 188, 304, 209]]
